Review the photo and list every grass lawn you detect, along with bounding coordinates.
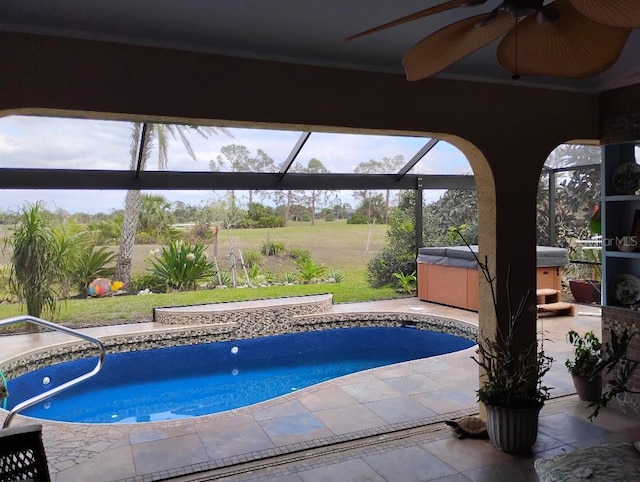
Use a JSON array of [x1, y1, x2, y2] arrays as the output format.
[[0, 220, 407, 330]]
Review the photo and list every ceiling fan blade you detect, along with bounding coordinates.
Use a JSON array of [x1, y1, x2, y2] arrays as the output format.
[[402, 12, 514, 81], [343, 0, 486, 42], [570, 0, 640, 28], [497, 0, 631, 78]]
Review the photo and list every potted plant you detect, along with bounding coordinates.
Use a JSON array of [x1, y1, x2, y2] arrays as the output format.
[[567, 243, 602, 304], [457, 231, 553, 453], [473, 310, 553, 453], [565, 330, 602, 402], [587, 329, 639, 420]]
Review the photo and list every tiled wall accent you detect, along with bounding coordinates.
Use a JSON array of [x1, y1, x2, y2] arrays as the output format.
[[0, 309, 477, 381], [602, 306, 640, 416]]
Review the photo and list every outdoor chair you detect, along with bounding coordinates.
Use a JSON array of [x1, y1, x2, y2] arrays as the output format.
[[0, 424, 51, 481]]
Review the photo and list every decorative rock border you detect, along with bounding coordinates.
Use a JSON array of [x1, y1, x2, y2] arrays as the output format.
[[153, 293, 333, 325]]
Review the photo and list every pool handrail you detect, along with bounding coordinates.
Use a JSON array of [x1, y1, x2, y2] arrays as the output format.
[[0, 315, 106, 429]]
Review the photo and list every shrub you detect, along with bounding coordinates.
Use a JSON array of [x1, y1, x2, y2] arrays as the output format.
[[327, 269, 345, 283], [325, 212, 335, 222], [71, 246, 116, 293], [367, 244, 416, 288], [146, 240, 215, 291], [134, 232, 157, 245], [289, 247, 311, 262], [242, 249, 263, 269], [261, 240, 285, 256], [256, 215, 285, 228], [367, 192, 417, 288], [392, 270, 417, 294], [0, 265, 16, 303], [347, 213, 370, 224], [131, 273, 167, 293]]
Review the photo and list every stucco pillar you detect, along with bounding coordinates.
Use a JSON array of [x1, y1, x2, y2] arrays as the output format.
[[448, 136, 554, 417]]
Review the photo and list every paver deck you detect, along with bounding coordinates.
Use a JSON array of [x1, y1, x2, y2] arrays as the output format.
[[1, 298, 630, 482]]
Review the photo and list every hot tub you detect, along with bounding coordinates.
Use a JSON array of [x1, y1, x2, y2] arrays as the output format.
[[416, 245, 569, 311]]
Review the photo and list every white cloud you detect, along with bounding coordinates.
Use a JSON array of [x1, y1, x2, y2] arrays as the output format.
[[0, 116, 473, 214]]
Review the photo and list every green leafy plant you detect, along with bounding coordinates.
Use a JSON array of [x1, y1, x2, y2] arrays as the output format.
[[71, 246, 117, 294], [565, 330, 601, 376], [280, 272, 298, 284], [146, 240, 215, 291], [566, 243, 602, 282], [0, 265, 17, 303], [474, 303, 553, 409], [5, 202, 61, 318], [327, 269, 345, 283], [131, 273, 167, 293], [456, 229, 553, 410], [588, 329, 639, 420], [248, 264, 261, 282], [242, 249, 263, 269], [392, 270, 416, 293], [296, 257, 326, 283], [288, 247, 311, 263], [261, 240, 285, 256], [212, 270, 232, 288]]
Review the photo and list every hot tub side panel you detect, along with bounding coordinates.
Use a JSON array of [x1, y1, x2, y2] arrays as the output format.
[[417, 246, 567, 311], [417, 263, 479, 311]]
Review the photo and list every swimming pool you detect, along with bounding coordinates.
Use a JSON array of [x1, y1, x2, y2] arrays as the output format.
[[6, 326, 474, 424]]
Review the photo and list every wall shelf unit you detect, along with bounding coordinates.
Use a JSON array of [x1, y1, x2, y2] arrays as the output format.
[[602, 144, 640, 307]]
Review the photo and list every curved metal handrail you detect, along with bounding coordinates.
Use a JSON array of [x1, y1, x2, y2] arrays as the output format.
[[0, 315, 106, 428]]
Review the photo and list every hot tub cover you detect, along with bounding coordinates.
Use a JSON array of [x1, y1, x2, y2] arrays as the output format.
[[417, 246, 568, 269]]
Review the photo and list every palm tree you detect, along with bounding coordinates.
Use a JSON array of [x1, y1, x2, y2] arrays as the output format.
[[115, 122, 230, 289]]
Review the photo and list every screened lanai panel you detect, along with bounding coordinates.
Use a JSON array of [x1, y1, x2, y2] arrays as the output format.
[[0, 116, 132, 170], [290, 132, 430, 174], [543, 144, 602, 170], [0, 116, 305, 173], [406, 141, 472, 175]]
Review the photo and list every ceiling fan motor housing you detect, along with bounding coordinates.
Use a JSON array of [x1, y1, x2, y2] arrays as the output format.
[[503, 0, 544, 17]]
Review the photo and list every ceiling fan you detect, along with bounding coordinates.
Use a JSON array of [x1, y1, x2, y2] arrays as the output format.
[[344, 0, 640, 81]]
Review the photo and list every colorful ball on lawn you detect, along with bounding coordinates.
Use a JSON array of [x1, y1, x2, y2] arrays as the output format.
[[89, 278, 111, 297]]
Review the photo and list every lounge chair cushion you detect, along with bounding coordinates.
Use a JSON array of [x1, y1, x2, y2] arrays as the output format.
[[534, 442, 640, 481]]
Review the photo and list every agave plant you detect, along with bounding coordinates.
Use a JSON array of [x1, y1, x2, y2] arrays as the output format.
[[327, 269, 345, 283]]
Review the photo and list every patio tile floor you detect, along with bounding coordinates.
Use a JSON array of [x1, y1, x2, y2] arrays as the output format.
[[2, 298, 636, 481]]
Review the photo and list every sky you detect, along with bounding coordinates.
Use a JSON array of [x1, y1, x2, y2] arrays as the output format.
[[0, 115, 474, 215]]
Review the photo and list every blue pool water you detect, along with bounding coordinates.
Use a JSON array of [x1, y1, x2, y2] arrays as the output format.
[[7, 327, 474, 424]]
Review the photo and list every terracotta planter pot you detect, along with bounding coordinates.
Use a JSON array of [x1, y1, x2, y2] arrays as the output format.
[[485, 404, 541, 453], [569, 280, 601, 304], [571, 374, 602, 402]]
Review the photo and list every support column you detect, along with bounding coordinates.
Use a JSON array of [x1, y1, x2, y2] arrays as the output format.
[[452, 137, 554, 418]]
